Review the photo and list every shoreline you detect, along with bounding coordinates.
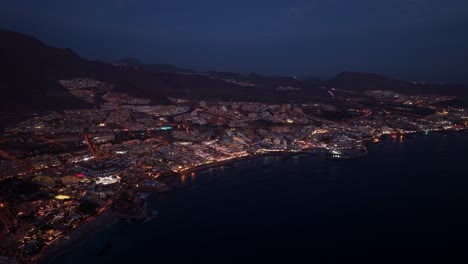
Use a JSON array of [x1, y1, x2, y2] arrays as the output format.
[[35, 210, 117, 264], [33, 151, 306, 264], [167, 150, 319, 179], [32, 129, 468, 263], [31, 151, 310, 263]]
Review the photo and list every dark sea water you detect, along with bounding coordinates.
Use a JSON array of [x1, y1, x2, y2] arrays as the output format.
[[53, 133, 468, 264]]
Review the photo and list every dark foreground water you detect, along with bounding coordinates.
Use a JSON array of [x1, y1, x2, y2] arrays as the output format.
[[54, 134, 468, 264]]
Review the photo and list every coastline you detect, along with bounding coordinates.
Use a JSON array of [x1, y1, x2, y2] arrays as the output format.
[[32, 128, 468, 264], [169, 150, 315, 178], [33, 151, 306, 264], [38, 131, 468, 264], [25, 140, 403, 263], [35, 210, 117, 264]]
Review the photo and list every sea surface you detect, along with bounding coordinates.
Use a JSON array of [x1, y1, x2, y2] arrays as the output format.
[[53, 133, 468, 264]]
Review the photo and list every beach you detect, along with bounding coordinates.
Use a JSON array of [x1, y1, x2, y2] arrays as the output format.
[[36, 211, 117, 264]]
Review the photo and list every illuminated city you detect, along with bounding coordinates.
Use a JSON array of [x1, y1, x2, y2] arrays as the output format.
[[1, 76, 467, 262], [1, 1, 468, 262]]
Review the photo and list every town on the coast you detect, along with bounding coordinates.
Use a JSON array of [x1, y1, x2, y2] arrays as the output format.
[[1, 78, 468, 263]]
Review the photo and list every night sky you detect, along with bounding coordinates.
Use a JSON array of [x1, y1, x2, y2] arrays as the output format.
[[1, 0, 468, 82]]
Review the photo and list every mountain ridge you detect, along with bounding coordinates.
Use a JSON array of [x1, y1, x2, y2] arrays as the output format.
[[324, 71, 468, 96], [1, 28, 467, 112], [114, 57, 196, 74]]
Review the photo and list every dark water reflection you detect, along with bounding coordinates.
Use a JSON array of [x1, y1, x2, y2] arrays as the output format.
[[54, 134, 468, 264]]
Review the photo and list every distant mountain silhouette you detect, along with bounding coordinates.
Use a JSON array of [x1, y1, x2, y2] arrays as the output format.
[[0, 29, 91, 111], [0, 29, 168, 103], [325, 71, 468, 97], [115, 57, 146, 67], [325, 72, 412, 91], [1, 28, 467, 112], [302, 77, 321, 84], [114, 57, 196, 74], [0, 29, 267, 110], [0, 29, 330, 111], [115, 59, 311, 88], [208, 71, 303, 87]]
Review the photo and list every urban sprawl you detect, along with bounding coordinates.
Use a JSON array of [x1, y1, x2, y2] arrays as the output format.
[[1, 78, 467, 263]]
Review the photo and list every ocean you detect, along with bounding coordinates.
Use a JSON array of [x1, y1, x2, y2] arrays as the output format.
[[53, 133, 468, 264]]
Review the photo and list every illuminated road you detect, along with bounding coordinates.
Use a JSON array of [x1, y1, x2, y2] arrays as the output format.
[[0, 149, 33, 172], [83, 133, 100, 158]]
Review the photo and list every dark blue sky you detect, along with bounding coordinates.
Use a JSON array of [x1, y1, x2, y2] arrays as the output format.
[[1, 0, 468, 82]]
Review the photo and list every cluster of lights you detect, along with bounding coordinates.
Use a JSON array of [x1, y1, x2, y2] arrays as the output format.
[[95, 175, 121, 185], [55, 195, 71, 200]]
